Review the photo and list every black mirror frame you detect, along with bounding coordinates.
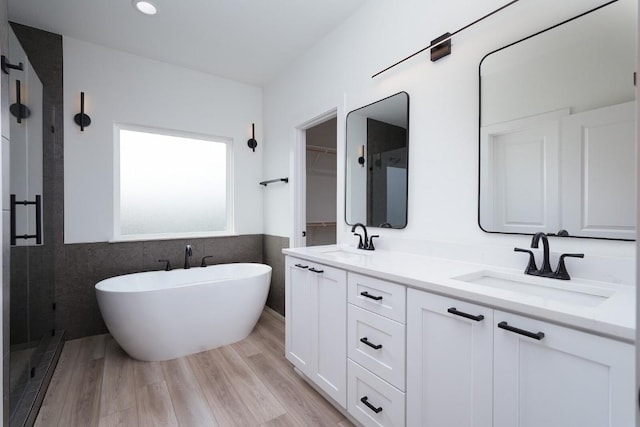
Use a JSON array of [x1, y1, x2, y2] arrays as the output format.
[[477, 0, 634, 242], [345, 91, 410, 229]]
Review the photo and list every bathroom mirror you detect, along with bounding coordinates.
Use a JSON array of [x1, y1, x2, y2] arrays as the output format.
[[346, 92, 409, 228], [479, 0, 636, 240]]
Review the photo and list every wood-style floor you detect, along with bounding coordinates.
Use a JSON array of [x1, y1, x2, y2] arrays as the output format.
[[34, 309, 354, 427]]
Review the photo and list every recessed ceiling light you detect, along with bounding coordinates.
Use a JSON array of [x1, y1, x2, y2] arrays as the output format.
[[133, 0, 157, 15]]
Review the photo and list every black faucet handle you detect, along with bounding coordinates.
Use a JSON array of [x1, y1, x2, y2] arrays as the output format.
[[200, 256, 214, 267], [353, 232, 364, 249], [554, 253, 584, 280], [158, 259, 172, 271], [514, 247, 538, 274], [367, 235, 379, 251]]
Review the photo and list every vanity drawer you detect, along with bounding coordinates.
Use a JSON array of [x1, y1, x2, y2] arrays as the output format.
[[348, 359, 405, 427], [348, 273, 406, 323], [348, 304, 405, 390]]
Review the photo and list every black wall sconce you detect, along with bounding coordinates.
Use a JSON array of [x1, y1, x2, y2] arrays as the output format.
[[358, 145, 365, 167], [1, 55, 23, 74], [247, 123, 258, 152], [74, 92, 91, 131], [10, 80, 30, 124]]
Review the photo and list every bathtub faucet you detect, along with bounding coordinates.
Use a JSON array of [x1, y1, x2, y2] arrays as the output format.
[[184, 244, 193, 269]]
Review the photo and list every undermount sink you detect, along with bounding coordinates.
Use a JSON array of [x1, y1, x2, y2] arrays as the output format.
[[452, 270, 615, 307], [320, 248, 371, 260]]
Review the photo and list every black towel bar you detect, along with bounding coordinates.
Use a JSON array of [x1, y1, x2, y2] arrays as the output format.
[[259, 177, 289, 186]]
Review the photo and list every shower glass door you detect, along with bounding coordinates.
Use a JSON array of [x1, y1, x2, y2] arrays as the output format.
[[8, 26, 53, 423]]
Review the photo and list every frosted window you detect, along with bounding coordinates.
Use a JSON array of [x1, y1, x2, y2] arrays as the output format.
[[117, 128, 229, 238]]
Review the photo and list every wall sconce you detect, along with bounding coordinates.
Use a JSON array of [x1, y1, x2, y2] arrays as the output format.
[[1, 56, 23, 74], [10, 80, 30, 124], [74, 91, 91, 131], [247, 123, 258, 152], [358, 145, 365, 167]]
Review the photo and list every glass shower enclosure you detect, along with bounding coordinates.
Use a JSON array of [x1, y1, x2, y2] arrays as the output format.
[[7, 27, 57, 426]]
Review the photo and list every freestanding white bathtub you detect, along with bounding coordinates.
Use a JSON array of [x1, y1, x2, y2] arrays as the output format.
[[95, 263, 271, 361]]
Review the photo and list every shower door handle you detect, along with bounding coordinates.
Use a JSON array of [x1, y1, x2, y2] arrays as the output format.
[[10, 194, 42, 245]]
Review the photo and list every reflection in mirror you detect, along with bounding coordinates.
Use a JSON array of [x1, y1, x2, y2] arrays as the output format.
[[346, 92, 409, 228], [479, 0, 636, 240]]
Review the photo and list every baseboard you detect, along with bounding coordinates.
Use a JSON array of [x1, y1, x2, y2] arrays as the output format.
[[263, 305, 284, 321]]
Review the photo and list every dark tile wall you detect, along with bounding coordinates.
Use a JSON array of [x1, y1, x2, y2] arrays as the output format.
[[263, 235, 289, 316], [11, 23, 290, 342]]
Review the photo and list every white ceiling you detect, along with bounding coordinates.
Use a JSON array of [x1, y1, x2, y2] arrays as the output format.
[[8, 0, 367, 87]]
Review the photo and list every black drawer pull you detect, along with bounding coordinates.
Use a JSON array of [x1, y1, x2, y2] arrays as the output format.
[[360, 337, 383, 350], [447, 307, 485, 322], [360, 291, 383, 301], [498, 321, 545, 340], [309, 267, 324, 273], [294, 263, 308, 269], [360, 396, 383, 414]]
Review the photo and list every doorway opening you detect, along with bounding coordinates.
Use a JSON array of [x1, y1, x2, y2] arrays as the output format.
[[295, 112, 337, 247]]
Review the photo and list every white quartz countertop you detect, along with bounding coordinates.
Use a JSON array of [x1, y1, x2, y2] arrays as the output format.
[[283, 244, 635, 342]]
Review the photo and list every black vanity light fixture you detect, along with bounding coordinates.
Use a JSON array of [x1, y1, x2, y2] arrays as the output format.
[[10, 80, 31, 124], [247, 123, 258, 152], [358, 145, 365, 167], [74, 92, 91, 131], [372, 0, 520, 78]]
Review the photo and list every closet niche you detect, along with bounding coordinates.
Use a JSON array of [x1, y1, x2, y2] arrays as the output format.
[[306, 118, 337, 246]]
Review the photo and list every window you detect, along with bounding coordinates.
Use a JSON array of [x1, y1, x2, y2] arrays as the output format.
[[114, 125, 232, 240]]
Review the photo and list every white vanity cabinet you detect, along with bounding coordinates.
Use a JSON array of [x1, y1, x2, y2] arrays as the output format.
[[347, 273, 406, 427], [284, 249, 634, 427], [493, 310, 634, 427], [406, 288, 634, 427], [406, 289, 494, 427], [284, 256, 347, 407]]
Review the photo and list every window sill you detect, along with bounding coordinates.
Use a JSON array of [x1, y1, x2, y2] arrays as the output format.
[[109, 231, 238, 243]]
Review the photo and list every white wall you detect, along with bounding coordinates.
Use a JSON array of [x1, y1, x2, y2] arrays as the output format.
[[263, 0, 636, 283], [64, 37, 263, 243]]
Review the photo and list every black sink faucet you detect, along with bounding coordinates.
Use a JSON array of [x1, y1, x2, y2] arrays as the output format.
[[530, 232, 552, 274], [351, 223, 379, 251], [351, 223, 369, 249], [184, 244, 192, 269], [514, 232, 583, 280]]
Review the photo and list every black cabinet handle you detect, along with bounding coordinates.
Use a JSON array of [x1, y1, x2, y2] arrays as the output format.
[[309, 267, 324, 273], [498, 321, 545, 340], [447, 307, 485, 322], [294, 264, 308, 269], [360, 396, 383, 414], [360, 291, 383, 301], [360, 337, 382, 350]]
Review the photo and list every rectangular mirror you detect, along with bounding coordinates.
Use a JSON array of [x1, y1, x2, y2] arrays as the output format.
[[346, 92, 409, 228], [479, 0, 636, 240]]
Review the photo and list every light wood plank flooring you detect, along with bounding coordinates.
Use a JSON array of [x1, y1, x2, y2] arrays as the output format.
[[34, 309, 354, 427]]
